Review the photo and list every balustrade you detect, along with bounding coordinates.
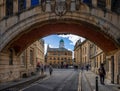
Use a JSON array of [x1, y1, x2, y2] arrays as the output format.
[[0, 0, 119, 19]]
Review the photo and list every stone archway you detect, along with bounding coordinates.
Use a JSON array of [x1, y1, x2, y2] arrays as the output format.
[[2, 19, 118, 55]]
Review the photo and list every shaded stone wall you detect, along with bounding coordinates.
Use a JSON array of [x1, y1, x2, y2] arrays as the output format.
[[0, 52, 21, 83], [0, 40, 44, 83]]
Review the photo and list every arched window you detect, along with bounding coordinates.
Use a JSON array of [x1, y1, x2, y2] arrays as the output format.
[[49, 57, 52, 60], [18, 0, 26, 13], [54, 57, 56, 60], [30, 50, 34, 65], [111, 0, 120, 14], [6, 0, 13, 16], [20, 51, 26, 65], [82, 0, 92, 7], [64, 52, 66, 55], [31, 0, 39, 7], [97, 0, 106, 10]]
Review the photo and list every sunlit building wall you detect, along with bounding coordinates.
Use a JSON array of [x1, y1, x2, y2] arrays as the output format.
[[36, 39, 45, 65], [46, 39, 73, 68], [74, 39, 82, 67], [19, 40, 44, 78]]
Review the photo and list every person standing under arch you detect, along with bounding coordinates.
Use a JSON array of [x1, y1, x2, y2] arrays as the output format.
[[98, 63, 106, 85]]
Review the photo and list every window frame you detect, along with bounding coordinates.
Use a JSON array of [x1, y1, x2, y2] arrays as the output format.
[[6, 0, 13, 16]]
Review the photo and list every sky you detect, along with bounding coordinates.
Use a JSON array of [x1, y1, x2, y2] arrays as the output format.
[[42, 34, 85, 55]]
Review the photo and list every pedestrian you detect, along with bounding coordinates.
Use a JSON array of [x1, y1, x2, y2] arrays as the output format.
[[41, 64, 44, 75], [44, 65, 46, 71], [36, 62, 40, 72], [86, 64, 89, 71], [49, 64, 53, 76], [98, 63, 106, 85], [81, 66, 84, 71]]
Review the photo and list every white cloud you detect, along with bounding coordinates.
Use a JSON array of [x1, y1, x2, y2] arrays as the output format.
[[58, 34, 85, 46], [68, 48, 72, 51], [49, 45, 58, 48]]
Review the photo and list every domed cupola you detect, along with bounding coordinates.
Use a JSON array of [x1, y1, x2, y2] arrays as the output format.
[[59, 39, 64, 48]]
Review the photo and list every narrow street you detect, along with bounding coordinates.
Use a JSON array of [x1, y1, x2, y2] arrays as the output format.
[[22, 69, 79, 91], [0, 69, 120, 91]]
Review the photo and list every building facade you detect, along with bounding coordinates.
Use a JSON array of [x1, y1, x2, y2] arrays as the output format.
[[35, 39, 45, 65], [89, 43, 106, 74], [113, 50, 120, 84], [74, 40, 91, 68], [74, 39, 81, 67], [74, 39, 120, 84], [19, 39, 45, 77], [46, 39, 73, 68], [0, 40, 44, 83], [74, 40, 106, 74]]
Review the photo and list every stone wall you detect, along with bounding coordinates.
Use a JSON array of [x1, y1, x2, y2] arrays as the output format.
[[0, 41, 43, 83], [0, 52, 21, 83]]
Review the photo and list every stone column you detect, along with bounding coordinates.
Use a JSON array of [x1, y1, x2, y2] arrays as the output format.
[[26, 0, 31, 9], [45, 0, 52, 12], [0, 0, 6, 18], [13, 0, 18, 14], [0, 1, 2, 19], [92, 0, 97, 7], [106, 0, 111, 10]]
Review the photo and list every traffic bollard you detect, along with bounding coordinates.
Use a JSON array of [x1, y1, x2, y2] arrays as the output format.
[[96, 76, 98, 91]]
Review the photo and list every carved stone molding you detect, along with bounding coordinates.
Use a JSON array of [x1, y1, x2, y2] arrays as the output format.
[[55, 0, 67, 16]]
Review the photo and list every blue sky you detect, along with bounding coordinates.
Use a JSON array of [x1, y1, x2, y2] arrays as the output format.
[[42, 34, 85, 54]]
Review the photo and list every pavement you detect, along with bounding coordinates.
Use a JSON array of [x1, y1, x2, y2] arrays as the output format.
[[0, 71, 47, 91], [83, 70, 120, 91]]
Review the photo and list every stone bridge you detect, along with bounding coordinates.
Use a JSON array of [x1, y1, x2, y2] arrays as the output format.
[[0, 0, 120, 56]]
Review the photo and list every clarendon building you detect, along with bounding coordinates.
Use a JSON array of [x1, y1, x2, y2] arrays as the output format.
[[74, 39, 120, 84], [0, 39, 44, 83], [46, 39, 73, 68]]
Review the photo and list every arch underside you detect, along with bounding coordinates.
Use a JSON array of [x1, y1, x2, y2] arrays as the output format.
[[3, 19, 118, 55]]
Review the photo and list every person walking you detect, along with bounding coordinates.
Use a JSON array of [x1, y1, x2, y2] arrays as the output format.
[[98, 63, 106, 85], [49, 64, 53, 76], [41, 64, 44, 75], [36, 62, 40, 72]]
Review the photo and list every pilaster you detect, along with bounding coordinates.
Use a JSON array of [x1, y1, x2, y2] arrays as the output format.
[[106, 0, 111, 10], [26, 0, 31, 9], [13, 0, 18, 14], [0, 0, 6, 18], [92, 0, 97, 7]]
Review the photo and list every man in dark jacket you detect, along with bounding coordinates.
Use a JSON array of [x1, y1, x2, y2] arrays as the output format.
[[98, 63, 106, 85]]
